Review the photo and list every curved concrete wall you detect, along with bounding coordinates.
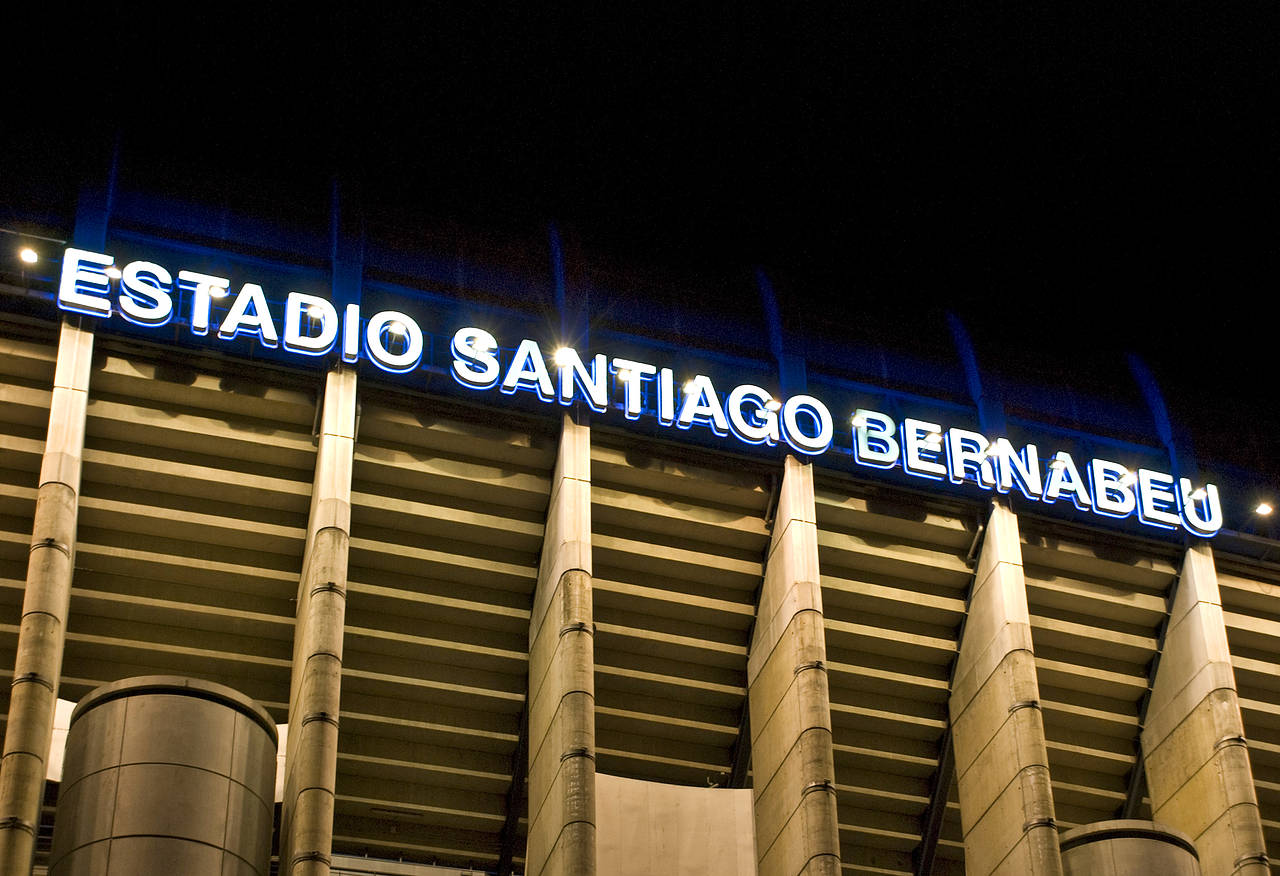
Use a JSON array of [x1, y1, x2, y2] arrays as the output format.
[[49, 676, 278, 876], [1060, 820, 1201, 876]]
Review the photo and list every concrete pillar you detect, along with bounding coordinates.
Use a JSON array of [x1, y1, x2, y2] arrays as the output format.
[[0, 320, 93, 876], [1141, 544, 1269, 876], [281, 367, 357, 876], [748, 455, 840, 876], [526, 413, 594, 876], [949, 501, 1062, 876]]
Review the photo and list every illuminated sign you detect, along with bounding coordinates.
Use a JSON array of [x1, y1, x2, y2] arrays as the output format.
[[56, 248, 1223, 537]]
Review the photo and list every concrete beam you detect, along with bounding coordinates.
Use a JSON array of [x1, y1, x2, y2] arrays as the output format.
[[748, 455, 840, 876], [0, 320, 93, 876], [1141, 544, 1269, 875], [281, 367, 358, 876], [948, 501, 1062, 876], [526, 413, 595, 876]]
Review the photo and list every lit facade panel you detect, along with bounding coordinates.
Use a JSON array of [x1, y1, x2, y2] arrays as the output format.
[[590, 434, 767, 787], [815, 480, 970, 875], [336, 396, 556, 866]]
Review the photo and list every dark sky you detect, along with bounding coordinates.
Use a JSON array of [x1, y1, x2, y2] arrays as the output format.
[[7, 7, 1278, 483]]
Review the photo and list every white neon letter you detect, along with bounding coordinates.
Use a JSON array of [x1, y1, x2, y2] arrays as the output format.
[[1043, 452, 1092, 509], [903, 419, 946, 479], [364, 311, 423, 373], [678, 375, 728, 435], [501, 338, 554, 400], [658, 368, 676, 425], [946, 428, 995, 488], [58, 248, 113, 317], [218, 283, 280, 348], [1179, 480, 1223, 537], [342, 303, 361, 363], [1089, 459, 1137, 518], [612, 358, 656, 419], [556, 348, 608, 411], [451, 327, 500, 389], [727, 385, 779, 446], [178, 270, 230, 336], [1137, 469, 1181, 529], [782, 396, 833, 455], [118, 261, 174, 327], [283, 292, 338, 355], [992, 439, 1042, 499], [853, 409, 899, 468]]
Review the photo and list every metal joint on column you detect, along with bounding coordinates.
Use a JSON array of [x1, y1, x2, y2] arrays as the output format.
[[301, 711, 340, 728], [292, 850, 332, 866], [30, 538, 70, 557], [1235, 853, 1270, 870], [559, 621, 591, 637], [309, 581, 346, 598], [10, 672, 53, 692], [793, 660, 826, 676], [560, 746, 594, 762], [1215, 734, 1248, 752], [0, 818, 34, 835], [801, 780, 836, 797], [1008, 699, 1041, 714], [1023, 817, 1057, 833]]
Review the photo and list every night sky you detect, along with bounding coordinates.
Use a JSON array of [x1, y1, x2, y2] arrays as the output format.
[[5, 8, 1277, 489]]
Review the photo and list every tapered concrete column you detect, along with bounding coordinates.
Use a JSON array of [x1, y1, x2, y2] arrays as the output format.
[[526, 414, 594, 876], [1141, 544, 1268, 876], [281, 367, 357, 876], [748, 455, 839, 876], [0, 320, 93, 876], [949, 501, 1062, 876]]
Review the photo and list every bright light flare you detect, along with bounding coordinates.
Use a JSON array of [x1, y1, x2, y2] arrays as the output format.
[[18, 248, 37, 264]]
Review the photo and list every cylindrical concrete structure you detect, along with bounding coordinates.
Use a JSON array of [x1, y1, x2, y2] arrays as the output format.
[[1059, 820, 1200, 876], [49, 676, 278, 876]]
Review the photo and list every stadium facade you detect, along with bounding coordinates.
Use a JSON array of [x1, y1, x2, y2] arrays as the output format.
[[0, 174, 1276, 876]]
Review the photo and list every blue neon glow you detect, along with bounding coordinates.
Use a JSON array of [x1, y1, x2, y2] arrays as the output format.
[[55, 248, 1230, 540]]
